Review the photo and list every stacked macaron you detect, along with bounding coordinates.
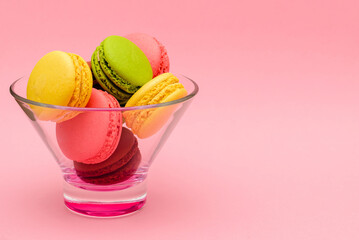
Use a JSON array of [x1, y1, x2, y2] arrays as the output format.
[[124, 73, 187, 139], [91, 35, 153, 105], [26, 33, 187, 185], [56, 89, 122, 164], [73, 127, 141, 185], [91, 34, 170, 106]]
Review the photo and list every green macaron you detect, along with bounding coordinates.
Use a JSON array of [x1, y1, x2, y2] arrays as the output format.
[[91, 35, 153, 105]]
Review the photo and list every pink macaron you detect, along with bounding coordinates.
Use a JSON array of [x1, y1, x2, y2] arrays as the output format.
[[56, 89, 122, 164], [125, 33, 170, 77]]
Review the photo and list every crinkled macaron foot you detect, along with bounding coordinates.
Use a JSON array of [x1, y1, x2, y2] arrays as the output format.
[[26, 51, 93, 122], [124, 73, 187, 139], [56, 89, 122, 164], [91, 35, 153, 106]]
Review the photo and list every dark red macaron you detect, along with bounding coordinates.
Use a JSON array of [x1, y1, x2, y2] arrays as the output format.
[[78, 150, 141, 185], [74, 127, 141, 185]]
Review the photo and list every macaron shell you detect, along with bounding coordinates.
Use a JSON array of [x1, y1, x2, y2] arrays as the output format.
[[27, 51, 76, 121], [91, 47, 131, 105], [71, 53, 93, 108], [74, 128, 138, 177], [125, 33, 170, 77], [78, 150, 141, 185], [57, 53, 93, 122], [27, 51, 76, 106], [66, 53, 83, 108], [56, 89, 122, 164], [124, 73, 186, 137], [132, 87, 187, 139], [75, 138, 138, 178], [102, 35, 153, 88], [124, 75, 179, 129], [125, 82, 183, 129], [125, 73, 177, 107], [99, 43, 138, 94], [27, 51, 93, 122]]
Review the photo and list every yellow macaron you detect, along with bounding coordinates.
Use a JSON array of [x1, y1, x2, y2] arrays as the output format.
[[124, 73, 187, 138], [27, 51, 93, 121]]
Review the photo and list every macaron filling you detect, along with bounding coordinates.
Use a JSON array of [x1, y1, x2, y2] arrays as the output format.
[[124, 74, 185, 129], [124, 78, 177, 127], [98, 43, 139, 94], [130, 85, 186, 133], [75, 138, 138, 177], [56, 53, 93, 122], [91, 48, 131, 105], [66, 53, 82, 108], [76, 54, 93, 107], [136, 78, 179, 106]]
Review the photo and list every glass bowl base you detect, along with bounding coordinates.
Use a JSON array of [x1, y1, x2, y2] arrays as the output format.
[[62, 178, 147, 217], [64, 197, 146, 217]]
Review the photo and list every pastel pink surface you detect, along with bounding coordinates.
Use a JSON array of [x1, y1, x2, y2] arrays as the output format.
[[56, 89, 122, 164], [2, 0, 359, 239], [125, 33, 169, 77]]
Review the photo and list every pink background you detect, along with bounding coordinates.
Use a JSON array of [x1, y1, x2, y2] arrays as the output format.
[[1, 0, 359, 239]]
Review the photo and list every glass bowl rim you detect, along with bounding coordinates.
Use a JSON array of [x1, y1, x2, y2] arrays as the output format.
[[10, 74, 199, 111]]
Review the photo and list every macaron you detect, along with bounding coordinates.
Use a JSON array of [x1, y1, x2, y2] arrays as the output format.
[[91, 35, 153, 105], [74, 127, 141, 185], [56, 89, 122, 164], [124, 73, 187, 139], [125, 33, 170, 77], [27, 51, 93, 122]]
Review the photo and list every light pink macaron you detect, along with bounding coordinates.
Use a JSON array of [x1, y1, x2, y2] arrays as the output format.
[[125, 33, 170, 77], [56, 89, 122, 164]]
